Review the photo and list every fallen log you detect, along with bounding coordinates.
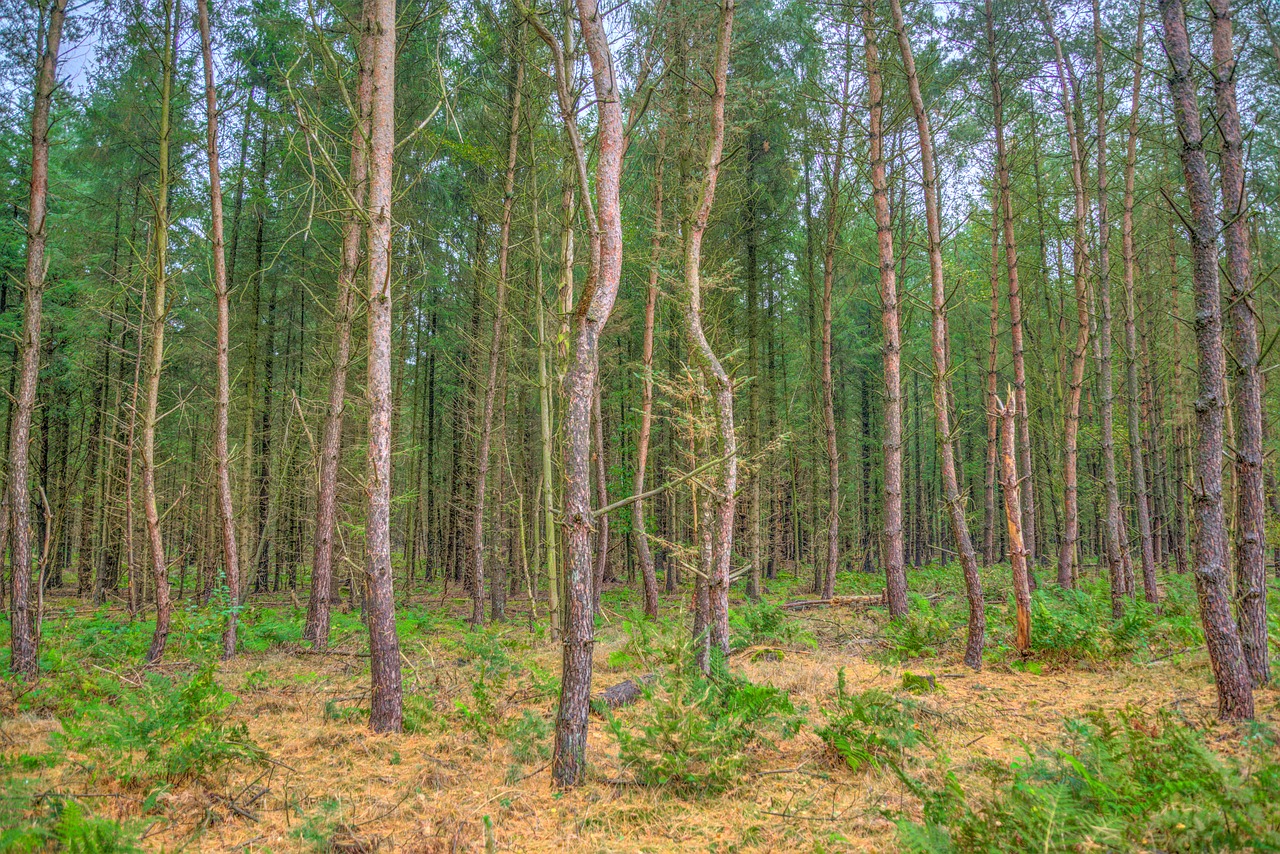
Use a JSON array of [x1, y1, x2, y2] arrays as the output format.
[[780, 593, 885, 612], [590, 673, 658, 713]]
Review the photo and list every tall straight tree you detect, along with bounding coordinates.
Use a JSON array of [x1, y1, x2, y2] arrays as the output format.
[[1158, 0, 1254, 721], [7, 0, 70, 680], [472, 20, 524, 626], [196, 0, 242, 660], [1121, 0, 1157, 604], [1093, 0, 1125, 618], [143, 0, 180, 666], [364, 0, 404, 733], [529, 0, 627, 787], [889, 0, 984, 668], [1210, 0, 1268, 686], [1041, 2, 1091, 587], [304, 0, 374, 650], [681, 0, 736, 656], [864, 0, 906, 618]]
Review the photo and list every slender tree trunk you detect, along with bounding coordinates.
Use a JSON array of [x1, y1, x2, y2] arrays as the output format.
[[591, 381, 609, 613], [7, 0, 69, 679], [634, 127, 664, 618], [890, 0, 984, 669], [143, 0, 179, 666], [680, 0, 735, 659], [304, 0, 373, 649], [864, 1, 906, 618], [1041, 2, 1090, 588], [1159, 0, 1254, 721], [197, 0, 243, 659], [472, 26, 523, 626], [997, 394, 1031, 654], [1210, 0, 1268, 686], [983, 188, 1000, 568], [364, 0, 403, 733], [532, 0, 626, 787], [746, 132, 762, 601], [1093, 0, 1125, 619], [1121, 1, 1158, 605]]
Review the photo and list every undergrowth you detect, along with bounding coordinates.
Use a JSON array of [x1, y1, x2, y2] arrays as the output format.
[[816, 669, 933, 776]]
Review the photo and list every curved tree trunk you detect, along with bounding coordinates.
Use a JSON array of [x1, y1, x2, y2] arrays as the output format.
[[1159, 0, 1254, 721], [7, 0, 69, 680], [634, 128, 664, 619], [890, 0, 985, 669]]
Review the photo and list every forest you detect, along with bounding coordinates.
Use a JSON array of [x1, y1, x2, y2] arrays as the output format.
[[2, 0, 1280, 848]]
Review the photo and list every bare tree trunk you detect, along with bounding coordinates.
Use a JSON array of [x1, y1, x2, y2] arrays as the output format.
[[1121, 1, 1158, 605], [304, 0, 373, 649], [197, 0, 242, 659], [7, 0, 69, 679], [591, 381, 609, 614], [364, 0, 403, 733], [1093, 0, 1125, 619], [1159, 0, 1254, 721], [680, 0, 736, 658], [143, 0, 179, 666], [530, 0, 626, 788], [983, 188, 1000, 568], [634, 128, 664, 619], [890, 0, 984, 669], [864, 1, 906, 618], [472, 28, 524, 626], [1041, 2, 1090, 589], [997, 394, 1030, 654], [1210, 0, 1268, 686]]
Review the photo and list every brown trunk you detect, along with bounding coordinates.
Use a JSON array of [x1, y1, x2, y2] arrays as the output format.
[[530, 0, 626, 787], [591, 381, 609, 614], [983, 187, 1000, 568], [1093, 0, 1125, 619], [1041, 2, 1090, 588], [864, 1, 906, 618], [364, 0, 403, 732], [1210, 0, 1268, 686], [681, 0, 736, 658], [996, 394, 1031, 654], [1121, 1, 1158, 605], [197, 0, 243, 659], [1159, 0, 1254, 720], [143, 0, 179, 666], [471, 29, 523, 626], [890, 0, 984, 669], [7, 0, 69, 679], [304, 0, 373, 649], [633, 127, 664, 619]]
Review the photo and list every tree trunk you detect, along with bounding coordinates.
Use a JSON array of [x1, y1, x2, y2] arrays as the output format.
[[997, 394, 1031, 654], [864, 0, 906, 619], [7, 0, 69, 679], [197, 0, 243, 659], [1158, 0, 1254, 721], [982, 187, 1000, 568], [143, 0, 179, 666], [364, 0, 404, 733], [304, 0, 373, 649], [890, 0, 984, 669], [1210, 0, 1268, 687]]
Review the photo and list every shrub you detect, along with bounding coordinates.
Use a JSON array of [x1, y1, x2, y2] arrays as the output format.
[[729, 599, 815, 651], [879, 595, 957, 662], [816, 670, 932, 776], [607, 659, 800, 796], [0, 782, 143, 853]]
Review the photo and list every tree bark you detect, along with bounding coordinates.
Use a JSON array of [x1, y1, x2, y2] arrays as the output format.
[[143, 0, 180, 666], [1159, 0, 1254, 721], [364, 0, 404, 733], [7, 0, 69, 680], [304, 0, 373, 649], [197, 0, 243, 660], [890, 0, 984, 669], [983, 186, 1000, 568], [1210, 0, 1268, 686], [864, 0, 906, 619], [997, 394, 1031, 655]]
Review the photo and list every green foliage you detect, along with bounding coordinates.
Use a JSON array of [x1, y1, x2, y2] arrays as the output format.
[[0, 782, 142, 853], [1027, 578, 1203, 663], [729, 599, 815, 651], [607, 658, 800, 796], [879, 596, 957, 662], [606, 611, 686, 670], [899, 711, 1280, 853], [816, 671, 932, 776], [901, 671, 939, 694], [60, 665, 264, 789]]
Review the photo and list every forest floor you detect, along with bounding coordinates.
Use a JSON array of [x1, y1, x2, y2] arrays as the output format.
[[2, 564, 1279, 852]]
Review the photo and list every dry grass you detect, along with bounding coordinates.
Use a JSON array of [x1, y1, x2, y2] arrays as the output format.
[[2, 588, 1277, 853]]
